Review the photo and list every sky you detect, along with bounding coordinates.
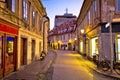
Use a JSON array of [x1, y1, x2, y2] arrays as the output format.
[[41, 0, 84, 30]]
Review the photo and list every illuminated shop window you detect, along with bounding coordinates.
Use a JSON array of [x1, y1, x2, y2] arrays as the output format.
[[118, 38, 120, 60], [91, 37, 98, 56], [80, 41, 83, 53], [5, 37, 14, 67]]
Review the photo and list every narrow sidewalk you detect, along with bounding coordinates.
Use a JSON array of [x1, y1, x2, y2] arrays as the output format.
[[3, 50, 57, 80], [82, 56, 120, 79]]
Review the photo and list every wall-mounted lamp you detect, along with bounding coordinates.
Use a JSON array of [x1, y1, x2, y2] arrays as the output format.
[[80, 29, 84, 34]]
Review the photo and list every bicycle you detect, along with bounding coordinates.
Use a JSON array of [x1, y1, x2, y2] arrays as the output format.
[[97, 57, 120, 75]]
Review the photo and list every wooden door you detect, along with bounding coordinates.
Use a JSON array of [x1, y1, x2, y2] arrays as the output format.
[[20, 38, 27, 65]]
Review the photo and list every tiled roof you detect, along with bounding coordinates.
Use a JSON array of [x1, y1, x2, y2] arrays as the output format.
[[48, 20, 76, 36]]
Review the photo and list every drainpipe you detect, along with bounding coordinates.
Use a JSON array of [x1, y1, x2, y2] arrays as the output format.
[[43, 15, 49, 54]]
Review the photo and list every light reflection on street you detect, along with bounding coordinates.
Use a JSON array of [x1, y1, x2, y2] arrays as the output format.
[[52, 50, 116, 80]]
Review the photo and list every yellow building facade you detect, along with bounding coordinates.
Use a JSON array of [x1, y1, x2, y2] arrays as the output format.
[[0, 0, 49, 78]]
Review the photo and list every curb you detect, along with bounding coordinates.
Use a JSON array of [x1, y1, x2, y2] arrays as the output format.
[[37, 50, 57, 80], [88, 63, 120, 79], [79, 54, 120, 79]]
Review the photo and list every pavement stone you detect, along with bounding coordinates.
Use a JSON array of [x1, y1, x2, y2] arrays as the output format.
[[2, 50, 57, 80]]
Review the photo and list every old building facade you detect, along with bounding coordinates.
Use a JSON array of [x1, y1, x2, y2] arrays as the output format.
[[49, 13, 77, 50], [77, 0, 120, 61], [49, 19, 77, 50], [0, 0, 49, 77]]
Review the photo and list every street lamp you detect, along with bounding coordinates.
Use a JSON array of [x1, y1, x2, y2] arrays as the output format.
[[108, 6, 115, 73]]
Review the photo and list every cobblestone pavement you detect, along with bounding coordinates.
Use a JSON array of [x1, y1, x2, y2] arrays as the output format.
[[3, 50, 57, 80]]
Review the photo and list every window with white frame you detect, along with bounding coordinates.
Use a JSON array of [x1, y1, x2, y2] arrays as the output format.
[[117, 0, 120, 11], [23, 0, 29, 21]]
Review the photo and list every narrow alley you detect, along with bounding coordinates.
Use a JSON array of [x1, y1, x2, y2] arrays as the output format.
[[52, 50, 116, 80]]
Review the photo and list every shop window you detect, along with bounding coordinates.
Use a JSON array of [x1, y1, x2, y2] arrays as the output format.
[[80, 41, 83, 53], [5, 37, 14, 67], [118, 38, 120, 60], [91, 37, 98, 56], [0, 36, 3, 68]]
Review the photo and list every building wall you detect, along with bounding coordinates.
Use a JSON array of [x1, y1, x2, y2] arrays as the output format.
[[77, 0, 120, 61], [17, 28, 43, 68], [0, 0, 49, 76]]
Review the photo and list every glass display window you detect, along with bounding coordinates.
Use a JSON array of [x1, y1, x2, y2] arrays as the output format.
[[118, 38, 120, 60], [91, 37, 98, 56], [5, 37, 14, 67], [80, 41, 83, 53]]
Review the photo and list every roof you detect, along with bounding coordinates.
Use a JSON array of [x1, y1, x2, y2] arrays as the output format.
[[48, 20, 76, 36]]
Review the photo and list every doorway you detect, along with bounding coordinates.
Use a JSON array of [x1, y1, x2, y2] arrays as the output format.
[[31, 40, 35, 61], [20, 38, 27, 66]]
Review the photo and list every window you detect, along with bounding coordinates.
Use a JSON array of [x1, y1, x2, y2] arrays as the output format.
[[94, 0, 97, 11], [118, 0, 120, 11], [6, 0, 16, 12], [68, 34, 70, 39], [63, 35, 65, 40], [80, 41, 83, 53], [118, 38, 120, 60], [39, 19, 42, 32], [88, 10, 90, 24], [6, 37, 14, 67], [91, 37, 98, 56], [23, 0, 29, 21], [0, 36, 3, 68], [32, 11, 36, 27]]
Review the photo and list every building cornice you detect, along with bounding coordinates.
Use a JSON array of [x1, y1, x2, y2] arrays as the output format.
[[33, 0, 46, 17], [77, 0, 93, 26]]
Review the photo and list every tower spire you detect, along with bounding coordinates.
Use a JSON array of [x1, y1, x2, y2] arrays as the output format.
[[66, 8, 68, 14]]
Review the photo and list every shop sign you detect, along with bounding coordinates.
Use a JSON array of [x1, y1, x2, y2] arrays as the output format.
[[0, 24, 18, 35]]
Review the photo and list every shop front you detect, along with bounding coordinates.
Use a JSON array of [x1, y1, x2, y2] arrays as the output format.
[[0, 23, 18, 77]]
